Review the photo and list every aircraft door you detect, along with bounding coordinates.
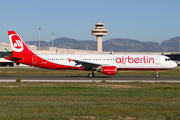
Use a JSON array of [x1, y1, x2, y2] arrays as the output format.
[[156, 55, 160, 65], [32, 55, 37, 64]]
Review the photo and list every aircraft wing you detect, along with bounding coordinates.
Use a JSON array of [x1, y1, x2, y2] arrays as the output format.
[[68, 58, 102, 69]]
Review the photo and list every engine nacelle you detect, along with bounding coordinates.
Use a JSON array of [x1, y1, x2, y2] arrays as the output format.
[[101, 66, 117, 75]]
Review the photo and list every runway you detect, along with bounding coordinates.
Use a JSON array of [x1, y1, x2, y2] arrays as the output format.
[[0, 75, 180, 82]]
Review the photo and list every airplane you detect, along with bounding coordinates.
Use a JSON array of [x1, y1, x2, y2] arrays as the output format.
[[5, 31, 177, 78]]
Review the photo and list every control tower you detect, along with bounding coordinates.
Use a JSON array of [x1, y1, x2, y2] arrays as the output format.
[[91, 20, 107, 52]]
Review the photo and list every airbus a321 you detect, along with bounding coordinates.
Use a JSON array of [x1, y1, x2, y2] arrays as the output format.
[[5, 31, 177, 77]]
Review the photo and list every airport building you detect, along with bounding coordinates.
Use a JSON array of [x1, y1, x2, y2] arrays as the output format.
[[0, 42, 13, 66]]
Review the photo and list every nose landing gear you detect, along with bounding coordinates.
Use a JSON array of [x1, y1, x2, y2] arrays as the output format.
[[155, 70, 159, 78]]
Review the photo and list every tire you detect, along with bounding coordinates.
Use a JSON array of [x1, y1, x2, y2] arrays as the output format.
[[156, 74, 159, 78], [88, 73, 93, 78]]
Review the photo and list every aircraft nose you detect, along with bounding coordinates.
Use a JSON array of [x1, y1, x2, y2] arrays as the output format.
[[171, 61, 177, 68]]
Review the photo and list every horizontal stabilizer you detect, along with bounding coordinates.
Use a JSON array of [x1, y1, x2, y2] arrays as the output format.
[[5, 55, 23, 60]]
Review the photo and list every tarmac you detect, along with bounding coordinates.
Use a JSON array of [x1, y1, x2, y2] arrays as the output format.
[[0, 66, 179, 82], [0, 76, 180, 82]]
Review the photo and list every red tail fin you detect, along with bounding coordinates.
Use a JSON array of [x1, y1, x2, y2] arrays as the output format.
[[8, 31, 34, 55]]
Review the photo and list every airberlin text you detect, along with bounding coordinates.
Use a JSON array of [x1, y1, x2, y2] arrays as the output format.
[[116, 56, 154, 64]]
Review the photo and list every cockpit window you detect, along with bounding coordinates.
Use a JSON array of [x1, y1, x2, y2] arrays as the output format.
[[165, 58, 171, 61]]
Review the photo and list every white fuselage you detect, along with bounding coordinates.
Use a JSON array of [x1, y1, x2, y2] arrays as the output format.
[[37, 54, 177, 70]]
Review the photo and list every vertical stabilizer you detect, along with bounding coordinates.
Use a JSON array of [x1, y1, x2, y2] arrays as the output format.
[[8, 31, 34, 55]]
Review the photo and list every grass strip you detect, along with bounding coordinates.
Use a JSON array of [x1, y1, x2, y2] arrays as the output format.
[[0, 82, 179, 120]]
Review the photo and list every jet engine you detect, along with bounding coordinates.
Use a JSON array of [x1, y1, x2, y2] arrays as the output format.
[[97, 66, 117, 75]]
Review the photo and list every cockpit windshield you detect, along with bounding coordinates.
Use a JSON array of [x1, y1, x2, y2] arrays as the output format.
[[165, 58, 171, 61]]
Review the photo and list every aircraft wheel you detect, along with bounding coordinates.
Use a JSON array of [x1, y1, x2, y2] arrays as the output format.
[[156, 74, 159, 78], [88, 73, 93, 78]]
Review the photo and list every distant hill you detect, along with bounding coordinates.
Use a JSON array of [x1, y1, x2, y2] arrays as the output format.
[[103, 39, 159, 52], [161, 36, 180, 52], [25, 36, 180, 52]]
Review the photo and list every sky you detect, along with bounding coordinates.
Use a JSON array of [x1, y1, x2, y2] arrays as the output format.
[[0, 0, 180, 44]]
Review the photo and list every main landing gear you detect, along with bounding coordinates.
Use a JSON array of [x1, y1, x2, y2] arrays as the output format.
[[88, 71, 95, 78], [155, 70, 159, 78], [88, 70, 160, 78]]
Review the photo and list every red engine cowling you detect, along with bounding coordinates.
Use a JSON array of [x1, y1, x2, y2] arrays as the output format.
[[102, 66, 117, 75]]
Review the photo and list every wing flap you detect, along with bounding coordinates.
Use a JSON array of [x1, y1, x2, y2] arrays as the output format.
[[68, 58, 102, 69], [67, 58, 114, 70]]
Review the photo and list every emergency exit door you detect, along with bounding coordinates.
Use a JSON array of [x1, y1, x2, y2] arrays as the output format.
[[156, 55, 160, 65], [32, 55, 37, 64]]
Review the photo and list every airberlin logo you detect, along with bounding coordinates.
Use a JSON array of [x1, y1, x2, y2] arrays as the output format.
[[13, 40, 22, 48], [116, 56, 154, 64], [9, 34, 24, 52]]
